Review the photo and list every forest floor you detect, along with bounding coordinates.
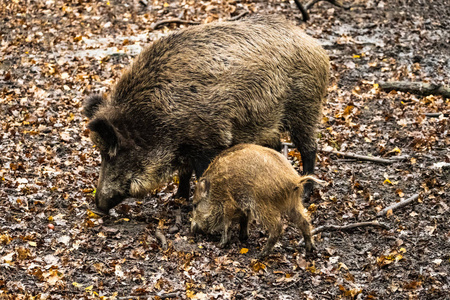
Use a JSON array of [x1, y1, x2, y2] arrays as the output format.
[[0, 0, 449, 299]]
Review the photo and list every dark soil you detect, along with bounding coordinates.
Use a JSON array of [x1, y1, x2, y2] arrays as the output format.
[[0, 0, 449, 299]]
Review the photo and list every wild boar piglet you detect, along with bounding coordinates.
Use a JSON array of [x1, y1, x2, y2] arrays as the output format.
[[191, 144, 324, 258]]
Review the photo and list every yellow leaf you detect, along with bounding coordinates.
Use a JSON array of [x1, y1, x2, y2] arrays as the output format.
[[48, 216, 54, 221], [250, 260, 266, 272], [383, 178, 392, 185], [85, 285, 93, 291], [87, 209, 101, 219], [373, 83, 379, 89], [28, 241, 37, 247], [186, 290, 195, 299], [399, 247, 406, 253], [386, 209, 393, 217], [163, 2, 169, 7], [72, 282, 83, 288], [353, 54, 361, 58], [240, 248, 249, 254]]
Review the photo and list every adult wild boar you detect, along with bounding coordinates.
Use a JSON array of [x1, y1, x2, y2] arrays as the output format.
[[84, 16, 329, 213], [191, 144, 324, 258]]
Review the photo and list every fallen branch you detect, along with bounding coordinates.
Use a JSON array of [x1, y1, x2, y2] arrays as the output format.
[[312, 221, 388, 234], [322, 149, 393, 164], [425, 113, 449, 118], [117, 292, 180, 300], [228, 11, 249, 21], [168, 208, 182, 234], [377, 194, 420, 217], [379, 81, 450, 98], [305, 0, 349, 10], [155, 228, 168, 250], [151, 19, 200, 30]]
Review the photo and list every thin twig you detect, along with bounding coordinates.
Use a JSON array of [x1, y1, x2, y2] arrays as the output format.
[[117, 292, 180, 300], [425, 113, 449, 118], [305, 0, 348, 10], [376, 194, 420, 217], [228, 11, 249, 21], [151, 19, 201, 30], [312, 221, 388, 234], [155, 228, 168, 250], [322, 149, 393, 164]]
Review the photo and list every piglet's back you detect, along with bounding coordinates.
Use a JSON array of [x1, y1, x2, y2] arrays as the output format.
[[203, 144, 302, 208]]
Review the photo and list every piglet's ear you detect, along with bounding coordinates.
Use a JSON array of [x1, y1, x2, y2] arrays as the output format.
[[88, 118, 119, 157], [83, 94, 104, 119], [198, 178, 210, 198]]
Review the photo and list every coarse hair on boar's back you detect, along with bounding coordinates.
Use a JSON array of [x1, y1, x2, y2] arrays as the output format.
[[191, 144, 325, 258], [83, 15, 329, 214]]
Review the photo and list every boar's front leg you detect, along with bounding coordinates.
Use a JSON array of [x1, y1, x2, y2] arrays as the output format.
[[175, 168, 193, 200], [239, 214, 249, 241]]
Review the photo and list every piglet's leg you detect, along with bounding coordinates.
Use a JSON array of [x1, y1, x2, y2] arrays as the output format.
[[289, 209, 316, 258], [258, 213, 282, 259], [219, 217, 232, 248]]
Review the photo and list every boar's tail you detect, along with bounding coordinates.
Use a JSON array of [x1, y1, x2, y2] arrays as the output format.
[[295, 176, 327, 189]]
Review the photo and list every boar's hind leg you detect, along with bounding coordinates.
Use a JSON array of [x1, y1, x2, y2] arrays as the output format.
[[289, 209, 316, 258], [175, 168, 193, 200]]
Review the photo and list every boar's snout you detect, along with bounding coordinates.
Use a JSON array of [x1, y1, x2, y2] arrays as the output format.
[[95, 189, 126, 214]]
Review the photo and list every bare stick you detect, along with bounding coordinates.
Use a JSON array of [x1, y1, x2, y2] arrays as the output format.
[[312, 221, 388, 234], [228, 11, 249, 21], [379, 81, 450, 98], [293, 0, 310, 21], [425, 113, 449, 118], [155, 228, 168, 250], [377, 194, 420, 217], [151, 19, 201, 30], [168, 208, 182, 234], [305, 0, 349, 10], [322, 149, 393, 164]]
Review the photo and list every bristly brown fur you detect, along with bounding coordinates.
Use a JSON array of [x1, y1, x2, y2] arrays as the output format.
[[191, 144, 322, 258], [85, 15, 329, 213]]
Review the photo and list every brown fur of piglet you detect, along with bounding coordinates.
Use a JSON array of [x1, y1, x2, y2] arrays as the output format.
[[191, 144, 324, 258]]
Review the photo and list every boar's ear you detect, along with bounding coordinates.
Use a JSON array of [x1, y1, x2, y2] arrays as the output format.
[[88, 118, 120, 157], [198, 178, 210, 198], [83, 94, 104, 119]]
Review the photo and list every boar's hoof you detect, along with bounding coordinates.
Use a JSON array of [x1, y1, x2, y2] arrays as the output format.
[[239, 232, 249, 241], [169, 223, 181, 234], [304, 245, 318, 259], [302, 181, 314, 202], [256, 250, 269, 260], [219, 240, 229, 249]]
